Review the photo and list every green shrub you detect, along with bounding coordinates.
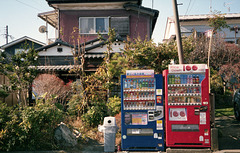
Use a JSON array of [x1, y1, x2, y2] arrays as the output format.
[[210, 69, 224, 95], [0, 88, 9, 98], [0, 102, 12, 130], [0, 101, 65, 151], [107, 96, 121, 116], [81, 102, 108, 127]]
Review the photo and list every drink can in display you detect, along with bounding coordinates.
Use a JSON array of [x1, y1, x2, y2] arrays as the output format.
[[180, 75, 183, 84], [168, 75, 172, 84], [139, 79, 142, 89], [196, 75, 199, 84], [193, 75, 196, 84], [171, 75, 174, 84], [190, 75, 193, 84], [124, 79, 128, 89], [187, 75, 189, 84]]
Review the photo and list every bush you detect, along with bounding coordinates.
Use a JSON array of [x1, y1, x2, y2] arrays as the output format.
[[81, 102, 108, 127], [210, 69, 224, 95], [107, 96, 121, 116], [0, 88, 9, 98], [0, 101, 65, 151]]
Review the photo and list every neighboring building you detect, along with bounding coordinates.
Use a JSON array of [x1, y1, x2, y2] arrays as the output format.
[[0, 36, 45, 106], [0, 36, 45, 56], [164, 13, 240, 44]]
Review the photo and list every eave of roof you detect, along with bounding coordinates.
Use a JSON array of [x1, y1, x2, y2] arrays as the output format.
[[36, 38, 74, 51], [0, 36, 46, 49], [167, 13, 240, 22], [123, 3, 159, 32], [46, 0, 142, 5]]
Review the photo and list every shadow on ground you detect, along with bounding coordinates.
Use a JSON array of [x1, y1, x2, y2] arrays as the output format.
[[215, 115, 240, 150]]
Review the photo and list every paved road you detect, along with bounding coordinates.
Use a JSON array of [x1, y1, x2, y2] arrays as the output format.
[[215, 115, 240, 150]]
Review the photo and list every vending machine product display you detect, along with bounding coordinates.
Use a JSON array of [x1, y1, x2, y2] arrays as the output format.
[[121, 70, 164, 151], [163, 64, 211, 148]]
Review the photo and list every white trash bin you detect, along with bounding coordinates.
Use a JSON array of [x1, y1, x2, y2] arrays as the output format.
[[98, 117, 118, 152]]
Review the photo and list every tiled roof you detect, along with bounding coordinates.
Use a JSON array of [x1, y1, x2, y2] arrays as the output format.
[[30, 65, 77, 71], [30, 65, 99, 72], [46, 0, 142, 5]]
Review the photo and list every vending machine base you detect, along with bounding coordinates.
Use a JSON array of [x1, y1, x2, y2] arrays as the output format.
[[166, 148, 211, 153]]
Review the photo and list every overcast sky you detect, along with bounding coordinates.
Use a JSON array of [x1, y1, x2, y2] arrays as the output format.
[[0, 0, 239, 46]]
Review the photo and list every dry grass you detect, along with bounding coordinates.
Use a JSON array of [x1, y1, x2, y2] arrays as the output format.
[[68, 113, 122, 146]]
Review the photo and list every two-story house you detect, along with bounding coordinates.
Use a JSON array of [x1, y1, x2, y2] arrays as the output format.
[[37, 0, 159, 77], [164, 13, 240, 44], [35, 0, 159, 97]]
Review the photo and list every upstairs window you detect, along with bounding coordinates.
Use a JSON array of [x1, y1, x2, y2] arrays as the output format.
[[79, 17, 109, 34], [79, 16, 129, 35], [111, 17, 129, 35]]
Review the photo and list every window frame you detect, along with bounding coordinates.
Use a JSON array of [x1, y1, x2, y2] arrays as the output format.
[[79, 17, 110, 34]]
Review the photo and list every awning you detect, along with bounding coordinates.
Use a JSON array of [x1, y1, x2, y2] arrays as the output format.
[[38, 10, 58, 28]]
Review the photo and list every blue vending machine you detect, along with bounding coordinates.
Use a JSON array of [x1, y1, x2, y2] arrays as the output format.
[[121, 70, 164, 151]]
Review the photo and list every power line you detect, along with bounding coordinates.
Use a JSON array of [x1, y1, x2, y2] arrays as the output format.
[[15, 0, 43, 12], [185, 0, 192, 15], [188, 0, 196, 14]]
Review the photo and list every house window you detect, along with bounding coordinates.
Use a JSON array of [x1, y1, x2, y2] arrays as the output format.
[[57, 48, 63, 52], [79, 17, 109, 34], [15, 49, 25, 54], [111, 17, 129, 35]]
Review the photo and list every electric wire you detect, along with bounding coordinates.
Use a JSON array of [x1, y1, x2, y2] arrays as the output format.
[[15, 0, 43, 12], [185, 0, 192, 15], [188, 0, 196, 15]]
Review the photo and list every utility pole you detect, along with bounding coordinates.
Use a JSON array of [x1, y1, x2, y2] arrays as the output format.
[[172, 0, 184, 64], [6, 25, 8, 44]]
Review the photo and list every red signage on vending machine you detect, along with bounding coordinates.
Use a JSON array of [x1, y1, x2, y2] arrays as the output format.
[[163, 64, 211, 148]]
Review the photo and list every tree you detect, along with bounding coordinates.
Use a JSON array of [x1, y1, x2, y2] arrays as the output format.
[[0, 43, 39, 106], [208, 11, 230, 33], [68, 28, 118, 126], [32, 74, 72, 106], [108, 36, 178, 77], [183, 12, 240, 90]]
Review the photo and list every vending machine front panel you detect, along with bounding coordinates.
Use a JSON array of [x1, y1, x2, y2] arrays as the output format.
[[163, 64, 211, 148], [121, 70, 164, 151]]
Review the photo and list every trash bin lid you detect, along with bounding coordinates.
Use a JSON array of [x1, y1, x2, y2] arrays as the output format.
[[103, 117, 116, 126]]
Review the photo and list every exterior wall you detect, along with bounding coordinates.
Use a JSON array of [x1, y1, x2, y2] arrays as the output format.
[[0, 75, 18, 106], [59, 9, 152, 43], [4, 40, 43, 56], [38, 45, 73, 56]]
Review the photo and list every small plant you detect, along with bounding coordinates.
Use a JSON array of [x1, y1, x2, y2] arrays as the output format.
[[0, 100, 65, 151]]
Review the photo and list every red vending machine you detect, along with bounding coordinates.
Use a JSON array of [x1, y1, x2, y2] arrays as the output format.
[[163, 64, 210, 148]]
